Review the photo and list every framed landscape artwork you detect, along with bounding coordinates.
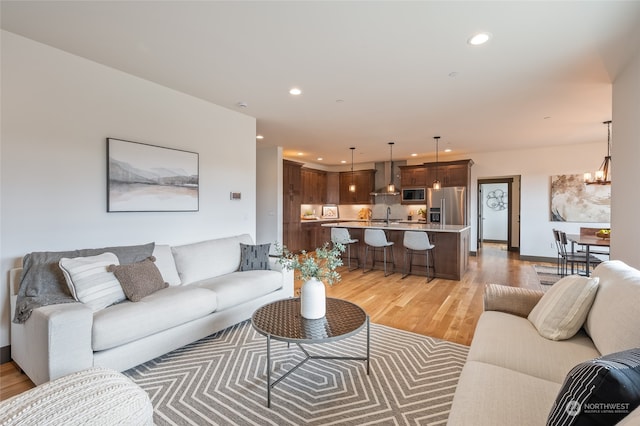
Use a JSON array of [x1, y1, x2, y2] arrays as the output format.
[[107, 138, 199, 212], [550, 174, 610, 222]]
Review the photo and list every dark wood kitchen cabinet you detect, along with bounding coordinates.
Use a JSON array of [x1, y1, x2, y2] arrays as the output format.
[[339, 170, 376, 204], [423, 159, 473, 188], [283, 160, 303, 252], [326, 172, 340, 204], [301, 168, 327, 204], [301, 221, 332, 252], [400, 165, 426, 187]]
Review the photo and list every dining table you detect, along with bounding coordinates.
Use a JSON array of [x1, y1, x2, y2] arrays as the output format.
[[565, 233, 610, 276]]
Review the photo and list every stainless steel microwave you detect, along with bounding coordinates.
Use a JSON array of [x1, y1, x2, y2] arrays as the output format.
[[401, 187, 426, 202]]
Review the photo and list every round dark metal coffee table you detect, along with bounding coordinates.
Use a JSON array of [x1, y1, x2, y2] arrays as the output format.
[[251, 297, 370, 408]]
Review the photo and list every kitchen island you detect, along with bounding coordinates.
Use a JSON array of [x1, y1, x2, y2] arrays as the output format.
[[322, 221, 471, 280]]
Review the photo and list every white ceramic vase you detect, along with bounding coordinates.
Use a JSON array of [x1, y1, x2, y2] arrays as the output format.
[[300, 277, 326, 319]]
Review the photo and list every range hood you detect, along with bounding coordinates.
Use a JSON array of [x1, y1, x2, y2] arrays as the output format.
[[370, 160, 405, 196]]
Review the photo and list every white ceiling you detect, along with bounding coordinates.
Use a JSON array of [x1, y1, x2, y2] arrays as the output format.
[[2, 1, 640, 165]]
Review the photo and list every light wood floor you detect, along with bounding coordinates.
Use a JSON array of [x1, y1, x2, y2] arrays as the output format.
[[0, 243, 549, 401]]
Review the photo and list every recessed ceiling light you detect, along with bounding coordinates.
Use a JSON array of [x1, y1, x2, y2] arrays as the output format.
[[297, 152, 304, 156], [341, 160, 347, 164], [444, 148, 452, 153], [289, 88, 302, 95], [411, 153, 418, 157], [256, 135, 264, 140], [468, 32, 491, 46], [317, 157, 323, 161]]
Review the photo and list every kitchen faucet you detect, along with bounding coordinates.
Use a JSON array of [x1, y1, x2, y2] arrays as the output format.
[[386, 206, 391, 225]]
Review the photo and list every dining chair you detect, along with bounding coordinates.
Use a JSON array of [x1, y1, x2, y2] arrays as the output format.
[[402, 231, 435, 282], [363, 229, 395, 276], [331, 227, 359, 271], [557, 230, 602, 276], [552, 229, 564, 275]]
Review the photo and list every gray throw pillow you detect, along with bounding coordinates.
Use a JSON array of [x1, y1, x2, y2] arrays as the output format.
[[108, 256, 168, 302], [239, 243, 271, 271]]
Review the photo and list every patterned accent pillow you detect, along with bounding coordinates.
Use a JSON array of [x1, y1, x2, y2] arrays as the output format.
[[547, 348, 640, 425], [59, 252, 125, 311], [107, 256, 168, 302], [528, 275, 599, 340], [239, 243, 271, 272]]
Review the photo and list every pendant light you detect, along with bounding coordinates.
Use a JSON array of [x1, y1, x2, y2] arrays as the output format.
[[349, 147, 356, 192], [433, 136, 441, 190], [387, 142, 396, 193], [584, 121, 612, 185]]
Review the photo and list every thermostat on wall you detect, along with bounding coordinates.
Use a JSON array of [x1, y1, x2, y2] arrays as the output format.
[[230, 192, 241, 200]]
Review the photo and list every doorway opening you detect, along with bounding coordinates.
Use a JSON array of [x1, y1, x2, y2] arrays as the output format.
[[477, 177, 520, 253]]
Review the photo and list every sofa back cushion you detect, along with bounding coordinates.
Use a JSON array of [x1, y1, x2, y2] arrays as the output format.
[[152, 244, 181, 286], [585, 260, 640, 355], [171, 234, 253, 284]]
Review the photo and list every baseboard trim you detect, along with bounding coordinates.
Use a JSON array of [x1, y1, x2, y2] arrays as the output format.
[[1, 345, 11, 364], [520, 255, 556, 264]]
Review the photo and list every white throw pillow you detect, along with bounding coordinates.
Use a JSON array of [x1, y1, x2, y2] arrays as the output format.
[[528, 275, 599, 341], [59, 252, 125, 311]]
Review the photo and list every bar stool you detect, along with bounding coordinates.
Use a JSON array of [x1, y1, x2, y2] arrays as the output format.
[[363, 229, 395, 276], [402, 231, 435, 282], [331, 227, 359, 271]]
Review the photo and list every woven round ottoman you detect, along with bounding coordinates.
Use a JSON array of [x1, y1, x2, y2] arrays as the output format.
[[0, 367, 153, 425]]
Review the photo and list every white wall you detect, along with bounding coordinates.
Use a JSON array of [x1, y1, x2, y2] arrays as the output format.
[[256, 145, 283, 251], [464, 142, 611, 258], [612, 48, 640, 268], [0, 32, 257, 348]]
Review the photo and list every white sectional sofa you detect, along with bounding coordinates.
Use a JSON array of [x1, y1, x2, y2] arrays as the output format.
[[9, 234, 294, 386], [447, 260, 640, 425]]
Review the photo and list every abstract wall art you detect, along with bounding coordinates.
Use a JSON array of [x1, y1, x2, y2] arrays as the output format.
[[107, 138, 199, 212], [550, 174, 610, 222]]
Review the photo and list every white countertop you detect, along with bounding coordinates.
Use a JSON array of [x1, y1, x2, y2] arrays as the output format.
[[321, 221, 470, 233]]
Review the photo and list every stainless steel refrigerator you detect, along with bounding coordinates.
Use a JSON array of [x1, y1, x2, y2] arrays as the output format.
[[427, 187, 467, 225]]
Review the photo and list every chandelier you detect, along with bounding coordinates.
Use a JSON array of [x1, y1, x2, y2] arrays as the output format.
[[584, 121, 612, 185]]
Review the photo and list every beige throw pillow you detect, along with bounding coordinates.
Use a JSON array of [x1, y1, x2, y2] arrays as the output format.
[[528, 275, 599, 341], [108, 256, 168, 302]]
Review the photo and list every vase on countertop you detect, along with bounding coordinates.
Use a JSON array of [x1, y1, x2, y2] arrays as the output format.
[[300, 277, 326, 319]]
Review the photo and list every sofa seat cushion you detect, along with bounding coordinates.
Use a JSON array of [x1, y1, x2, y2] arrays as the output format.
[[447, 360, 561, 426], [193, 270, 283, 311], [468, 311, 601, 384], [92, 286, 217, 351]]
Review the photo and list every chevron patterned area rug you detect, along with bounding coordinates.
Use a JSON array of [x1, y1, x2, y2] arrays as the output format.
[[124, 320, 469, 425]]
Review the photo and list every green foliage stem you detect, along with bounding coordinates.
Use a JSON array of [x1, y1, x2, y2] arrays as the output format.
[[276, 242, 345, 285]]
